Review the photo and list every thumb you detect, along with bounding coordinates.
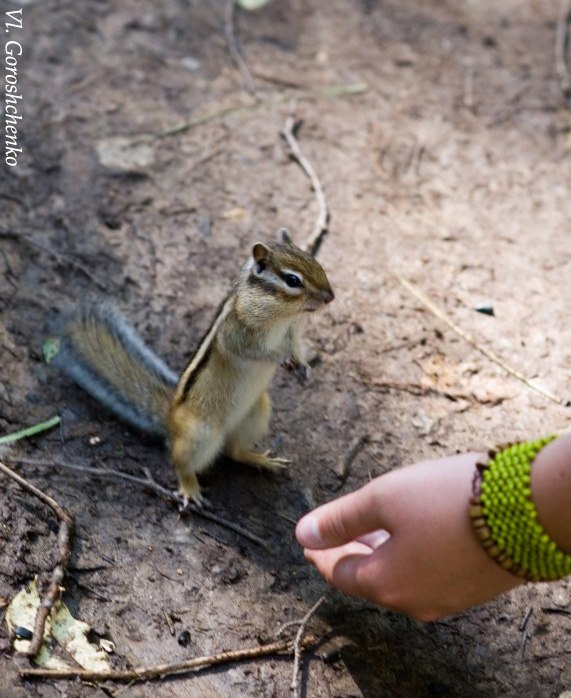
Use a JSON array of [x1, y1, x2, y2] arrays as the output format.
[[296, 480, 388, 550]]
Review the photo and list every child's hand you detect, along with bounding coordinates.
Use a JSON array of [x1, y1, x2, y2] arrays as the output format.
[[296, 453, 522, 621]]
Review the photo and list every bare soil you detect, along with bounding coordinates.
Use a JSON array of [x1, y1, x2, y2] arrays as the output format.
[[1, 0, 570, 696]]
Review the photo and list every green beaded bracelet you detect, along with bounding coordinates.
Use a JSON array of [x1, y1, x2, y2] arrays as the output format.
[[469, 436, 571, 582]]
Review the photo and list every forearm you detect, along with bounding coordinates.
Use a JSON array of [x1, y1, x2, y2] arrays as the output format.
[[531, 431, 571, 553]]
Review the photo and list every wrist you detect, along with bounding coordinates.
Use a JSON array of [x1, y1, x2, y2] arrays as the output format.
[[531, 432, 571, 554], [470, 435, 571, 581]]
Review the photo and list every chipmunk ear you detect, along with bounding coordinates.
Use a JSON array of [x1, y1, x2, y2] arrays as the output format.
[[252, 242, 270, 266], [278, 228, 293, 245]]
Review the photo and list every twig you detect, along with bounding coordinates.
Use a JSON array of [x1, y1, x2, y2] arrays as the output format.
[[396, 274, 567, 406], [0, 460, 74, 658], [533, 648, 571, 661], [20, 636, 315, 681], [138, 466, 270, 551], [540, 606, 571, 616], [67, 573, 111, 603], [0, 229, 108, 290], [224, 0, 256, 94], [0, 416, 61, 445], [291, 596, 326, 695], [276, 594, 327, 695], [370, 379, 505, 406], [13, 457, 270, 551], [519, 606, 533, 632], [335, 434, 369, 480], [164, 611, 176, 636], [154, 104, 259, 140], [251, 69, 310, 90], [518, 630, 530, 664], [281, 117, 330, 257], [555, 0, 571, 102], [152, 563, 184, 585], [247, 491, 298, 525], [318, 83, 368, 98], [150, 83, 367, 141]]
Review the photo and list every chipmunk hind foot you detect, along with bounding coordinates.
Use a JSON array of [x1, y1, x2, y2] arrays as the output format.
[[222, 391, 289, 469], [178, 480, 211, 510], [226, 447, 290, 471]]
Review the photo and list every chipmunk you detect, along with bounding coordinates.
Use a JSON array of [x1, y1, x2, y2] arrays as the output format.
[[54, 229, 334, 505]]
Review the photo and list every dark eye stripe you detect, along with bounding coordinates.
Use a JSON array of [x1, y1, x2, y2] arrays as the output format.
[[281, 272, 303, 288]]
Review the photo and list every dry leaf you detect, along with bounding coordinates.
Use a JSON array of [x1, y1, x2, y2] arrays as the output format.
[[222, 207, 247, 220], [5, 578, 111, 671]]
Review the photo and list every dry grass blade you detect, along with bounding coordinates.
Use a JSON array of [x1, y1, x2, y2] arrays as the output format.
[[396, 274, 567, 406]]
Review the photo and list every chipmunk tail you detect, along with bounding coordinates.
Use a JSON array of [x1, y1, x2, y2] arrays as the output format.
[[53, 304, 177, 439]]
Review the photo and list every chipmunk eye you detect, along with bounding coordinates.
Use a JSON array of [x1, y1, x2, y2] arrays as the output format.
[[284, 273, 303, 288]]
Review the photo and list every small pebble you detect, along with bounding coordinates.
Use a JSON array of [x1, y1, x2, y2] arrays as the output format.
[[474, 304, 495, 317], [178, 630, 191, 647], [180, 56, 202, 72]]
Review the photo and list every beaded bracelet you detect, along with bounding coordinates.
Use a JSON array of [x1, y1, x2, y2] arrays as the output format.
[[469, 436, 571, 582]]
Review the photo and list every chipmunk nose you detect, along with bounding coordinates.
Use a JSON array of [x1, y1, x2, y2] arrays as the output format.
[[323, 288, 334, 304]]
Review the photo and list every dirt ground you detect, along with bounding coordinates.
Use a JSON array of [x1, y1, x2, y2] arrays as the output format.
[[1, 0, 571, 695]]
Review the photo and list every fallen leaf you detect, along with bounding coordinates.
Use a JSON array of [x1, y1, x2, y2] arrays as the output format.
[[222, 207, 247, 220], [42, 337, 60, 364], [96, 137, 155, 175], [5, 578, 111, 671]]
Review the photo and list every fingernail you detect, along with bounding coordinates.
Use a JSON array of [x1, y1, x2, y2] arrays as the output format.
[[296, 515, 322, 548]]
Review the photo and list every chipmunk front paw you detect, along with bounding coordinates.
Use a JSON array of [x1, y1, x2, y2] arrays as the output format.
[[281, 358, 311, 385]]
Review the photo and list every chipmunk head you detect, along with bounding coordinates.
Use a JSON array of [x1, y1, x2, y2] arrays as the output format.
[[247, 228, 334, 314]]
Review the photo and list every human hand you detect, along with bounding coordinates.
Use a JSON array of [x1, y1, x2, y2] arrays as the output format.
[[296, 453, 523, 621]]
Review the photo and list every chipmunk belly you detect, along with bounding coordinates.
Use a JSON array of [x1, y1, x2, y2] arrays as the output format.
[[224, 360, 275, 433]]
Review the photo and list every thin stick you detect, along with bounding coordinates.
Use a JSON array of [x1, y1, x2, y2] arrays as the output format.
[[555, 0, 571, 101], [0, 416, 61, 445], [281, 117, 330, 257], [14, 457, 270, 551], [518, 630, 530, 664], [224, 0, 256, 94], [519, 606, 533, 632], [318, 83, 368, 98], [251, 69, 309, 90], [370, 379, 505, 406], [151, 83, 367, 141], [540, 606, 571, 616], [276, 594, 327, 695], [20, 636, 314, 681], [0, 229, 108, 290], [396, 274, 567, 406], [0, 460, 74, 658], [154, 104, 259, 140], [335, 434, 370, 480]]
